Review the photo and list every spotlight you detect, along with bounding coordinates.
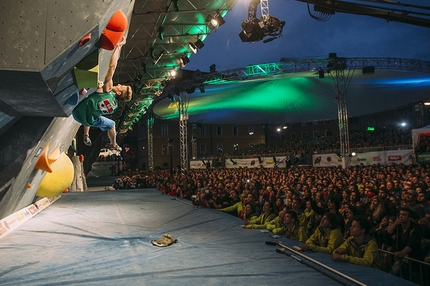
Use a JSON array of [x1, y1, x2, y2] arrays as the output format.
[[168, 69, 177, 77], [189, 42, 198, 54], [178, 55, 190, 67], [153, 50, 164, 65], [195, 39, 204, 49], [188, 39, 205, 54], [239, 16, 285, 43], [206, 10, 225, 29], [157, 26, 165, 40]]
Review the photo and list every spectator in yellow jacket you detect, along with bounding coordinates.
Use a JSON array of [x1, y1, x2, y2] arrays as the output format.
[[300, 212, 344, 254], [266, 208, 287, 234], [244, 201, 277, 229], [283, 210, 309, 243], [333, 215, 381, 269]]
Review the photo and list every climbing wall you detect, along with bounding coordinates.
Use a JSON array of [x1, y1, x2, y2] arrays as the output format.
[[0, 0, 134, 220]]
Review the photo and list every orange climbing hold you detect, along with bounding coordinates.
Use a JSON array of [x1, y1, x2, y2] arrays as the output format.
[[79, 33, 91, 47], [47, 146, 61, 164], [35, 144, 53, 173], [35, 144, 62, 173], [101, 10, 128, 50]]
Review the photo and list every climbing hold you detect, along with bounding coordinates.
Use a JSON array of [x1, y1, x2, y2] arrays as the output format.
[[36, 153, 74, 197], [35, 144, 53, 173], [78, 33, 92, 47], [100, 10, 128, 50]]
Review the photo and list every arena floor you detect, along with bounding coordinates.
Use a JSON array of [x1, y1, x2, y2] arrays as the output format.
[[0, 188, 416, 286]]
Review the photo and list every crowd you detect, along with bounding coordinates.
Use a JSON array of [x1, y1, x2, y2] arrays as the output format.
[[113, 161, 430, 284], [109, 128, 430, 284], [230, 128, 412, 156]]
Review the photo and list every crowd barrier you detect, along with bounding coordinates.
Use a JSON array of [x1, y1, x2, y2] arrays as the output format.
[[378, 249, 430, 286]]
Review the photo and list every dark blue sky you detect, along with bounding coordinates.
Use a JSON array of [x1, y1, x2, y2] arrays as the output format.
[[185, 0, 430, 72]]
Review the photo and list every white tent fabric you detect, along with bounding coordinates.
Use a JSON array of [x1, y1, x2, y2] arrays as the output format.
[[412, 124, 430, 151]]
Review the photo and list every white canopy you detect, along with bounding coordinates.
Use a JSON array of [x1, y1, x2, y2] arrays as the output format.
[[412, 124, 430, 151]]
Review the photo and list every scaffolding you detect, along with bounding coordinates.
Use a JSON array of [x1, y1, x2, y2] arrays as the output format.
[[177, 92, 191, 175], [147, 115, 154, 171], [327, 56, 355, 169]]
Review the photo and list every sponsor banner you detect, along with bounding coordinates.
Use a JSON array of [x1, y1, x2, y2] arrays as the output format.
[[386, 149, 413, 165], [189, 160, 207, 169], [312, 154, 342, 167], [224, 157, 287, 169], [191, 156, 288, 169], [0, 196, 61, 240], [34, 196, 61, 212], [313, 150, 413, 167], [225, 158, 261, 168], [349, 151, 383, 166], [417, 152, 430, 163]]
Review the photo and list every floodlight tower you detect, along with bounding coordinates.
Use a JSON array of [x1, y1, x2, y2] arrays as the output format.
[[147, 115, 154, 171], [326, 54, 355, 169], [177, 92, 191, 175]]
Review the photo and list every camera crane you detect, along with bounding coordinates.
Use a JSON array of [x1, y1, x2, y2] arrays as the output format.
[[239, 0, 430, 43], [239, 0, 286, 43]]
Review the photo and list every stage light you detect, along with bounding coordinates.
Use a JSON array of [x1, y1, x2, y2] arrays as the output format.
[[157, 26, 165, 40], [239, 15, 284, 43], [189, 39, 204, 54], [206, 10, 225, 29], [168, 69, 177, 77], [178, 55, 190, 67], [153, 50, 164, 65], [189, 42, 198, 54]]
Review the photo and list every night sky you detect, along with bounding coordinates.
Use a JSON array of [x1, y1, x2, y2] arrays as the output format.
[[185, 0, 430, 72]]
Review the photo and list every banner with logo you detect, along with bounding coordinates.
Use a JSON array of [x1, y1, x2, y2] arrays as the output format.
[[312, 154, 342, 167], [190, 156, 288, 169], [313, 150, 413, 167]]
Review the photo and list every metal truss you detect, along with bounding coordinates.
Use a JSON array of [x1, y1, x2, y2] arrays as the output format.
[[191, 123, 197, 160], [177, 92, 191, 175], [160, 57, 430, 97], [326, 56, 355, 168], [147, 115, 154, 171]]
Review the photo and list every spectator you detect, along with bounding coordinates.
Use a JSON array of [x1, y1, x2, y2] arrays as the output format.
[[282, 210, 308, 243], [402, 189, 425, 219], [244, 201, 276, 229], [333, 215, 381, 269], [300, 212, 344, 254], [386, 207, 424, 276]]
